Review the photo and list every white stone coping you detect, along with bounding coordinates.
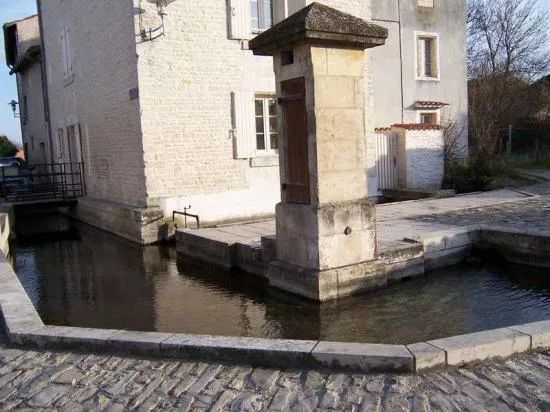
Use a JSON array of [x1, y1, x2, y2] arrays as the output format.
[[2, 220, 550, 373]]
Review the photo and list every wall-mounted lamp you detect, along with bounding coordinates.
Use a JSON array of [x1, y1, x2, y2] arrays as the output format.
[[141, 0, 178, 41], [8, 100, 19, 118]]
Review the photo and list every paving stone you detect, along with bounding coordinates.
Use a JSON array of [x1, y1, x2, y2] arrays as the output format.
[[184, 364, 222, 396], [249, 368, 279, 391], [28, 384, 70, 408]]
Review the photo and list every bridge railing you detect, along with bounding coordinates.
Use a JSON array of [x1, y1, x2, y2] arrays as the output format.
[[0, 162, 86, 203]]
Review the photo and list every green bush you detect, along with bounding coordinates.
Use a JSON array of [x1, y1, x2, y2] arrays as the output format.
[[443, 157, 498, 193], [0, 135, 18, 157]]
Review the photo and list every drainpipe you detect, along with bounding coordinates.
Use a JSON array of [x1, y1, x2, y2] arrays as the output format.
[[397, 0, 404, 123], [36, 0, 55, 164]]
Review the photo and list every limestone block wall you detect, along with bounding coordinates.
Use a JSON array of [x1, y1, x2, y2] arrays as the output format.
[[134, 0, 279, 224], [311, 47, 369, 203], [17, 63, 49, 164], [394, 126, 444, 189], [134, 0, 373, 224], [13, 15, 40, 55], [39, 0, 147, 207]]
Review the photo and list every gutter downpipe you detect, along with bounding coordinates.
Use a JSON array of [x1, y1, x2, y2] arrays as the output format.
[[36, 0, 55, 165], [397, 0, 404, 123]]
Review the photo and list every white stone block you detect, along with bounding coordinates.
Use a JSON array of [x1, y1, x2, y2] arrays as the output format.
[[312, 341, 414, 372], [508, 320, 550, 349], [427, 328, 531, 365], [161, 334, 317, 367], [406, 342, 446, 370]]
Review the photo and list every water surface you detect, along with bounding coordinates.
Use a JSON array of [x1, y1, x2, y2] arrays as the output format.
[[11, 214, 550, 344]]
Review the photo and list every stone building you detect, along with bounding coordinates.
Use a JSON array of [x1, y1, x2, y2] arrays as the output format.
[[30, 0, 467, 244], [3, 15, 50, 165]]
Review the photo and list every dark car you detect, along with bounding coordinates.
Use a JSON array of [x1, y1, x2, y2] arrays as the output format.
[[0, 157, 25, 168], [0, 157, 31, 196]]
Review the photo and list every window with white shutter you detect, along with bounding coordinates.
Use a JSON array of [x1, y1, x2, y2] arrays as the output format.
[[228, 0, 251, 39], [231, 90, 255, 158]]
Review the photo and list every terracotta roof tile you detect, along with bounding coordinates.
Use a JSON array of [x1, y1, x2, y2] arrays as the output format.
[[414, 101, 449, 109], [392, 123, 443, 131]]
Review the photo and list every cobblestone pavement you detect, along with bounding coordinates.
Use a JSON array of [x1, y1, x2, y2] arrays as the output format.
[[376, 182, 550, 246], [1, 341, 550, 411], [2, 182, 550, 410]]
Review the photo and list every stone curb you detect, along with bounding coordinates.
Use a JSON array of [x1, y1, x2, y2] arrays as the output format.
[[2, 215, 550, 373]]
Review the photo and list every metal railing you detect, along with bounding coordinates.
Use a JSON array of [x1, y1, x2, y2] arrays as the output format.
[[0, 162, 86, 203]]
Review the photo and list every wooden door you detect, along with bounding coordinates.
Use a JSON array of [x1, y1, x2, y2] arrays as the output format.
[[280, 77, 310, 204]]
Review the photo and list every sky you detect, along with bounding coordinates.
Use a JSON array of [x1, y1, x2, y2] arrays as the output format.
[[0, 0, 549, 145]]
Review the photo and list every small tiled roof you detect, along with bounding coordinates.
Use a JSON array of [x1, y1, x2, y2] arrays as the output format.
[[414, 101, 449, 109], [392, 124, 443, 131], [374, 127, 392, 132], [249, 2, 388, 56]]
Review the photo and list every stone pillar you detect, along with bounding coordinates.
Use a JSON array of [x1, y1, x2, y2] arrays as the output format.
[[250, 3, 387, 301]]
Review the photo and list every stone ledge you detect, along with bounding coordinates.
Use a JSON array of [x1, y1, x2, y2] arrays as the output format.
[[311, 341, 414, 373], [161, 334, 317, 369], [508, 320, 550, 349], [427, 328, 532, 366], [106, 331, 175, 356], [406, 342, 446, 370]]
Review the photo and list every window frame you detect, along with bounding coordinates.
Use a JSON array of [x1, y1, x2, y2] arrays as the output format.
[[418, 110, 440, 125], [414, 31, 440, 82], [418, 0, 434, 8], [250, 0, 274, 35], [253, 94, 278, 156]]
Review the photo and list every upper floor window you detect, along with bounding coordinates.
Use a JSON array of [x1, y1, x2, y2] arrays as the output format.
[[415, 32, 439, 81], [229, 0, 280, 40], [418, 0, 434, 8], [251, 0, 273, 34]]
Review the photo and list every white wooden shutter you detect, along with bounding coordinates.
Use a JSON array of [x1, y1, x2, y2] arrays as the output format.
[[231, 90, 255, 158], [229, 0, 251, 40], [416, 37, 422, 77], [432, 38, 439, 78], [273, 0, 287, 25]]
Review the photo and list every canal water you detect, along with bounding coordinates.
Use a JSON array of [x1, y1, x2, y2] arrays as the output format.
[[10, 214, 550, 344]]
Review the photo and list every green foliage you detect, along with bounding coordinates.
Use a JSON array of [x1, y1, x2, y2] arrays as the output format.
[[443, 156, 498, 193], [0, 135, 18, 157]]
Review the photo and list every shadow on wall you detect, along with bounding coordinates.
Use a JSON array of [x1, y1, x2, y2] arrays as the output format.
[[374, 145, 445, 192]]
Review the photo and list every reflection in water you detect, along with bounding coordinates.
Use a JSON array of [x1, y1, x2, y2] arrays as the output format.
[[11, 215, 550, 344]]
